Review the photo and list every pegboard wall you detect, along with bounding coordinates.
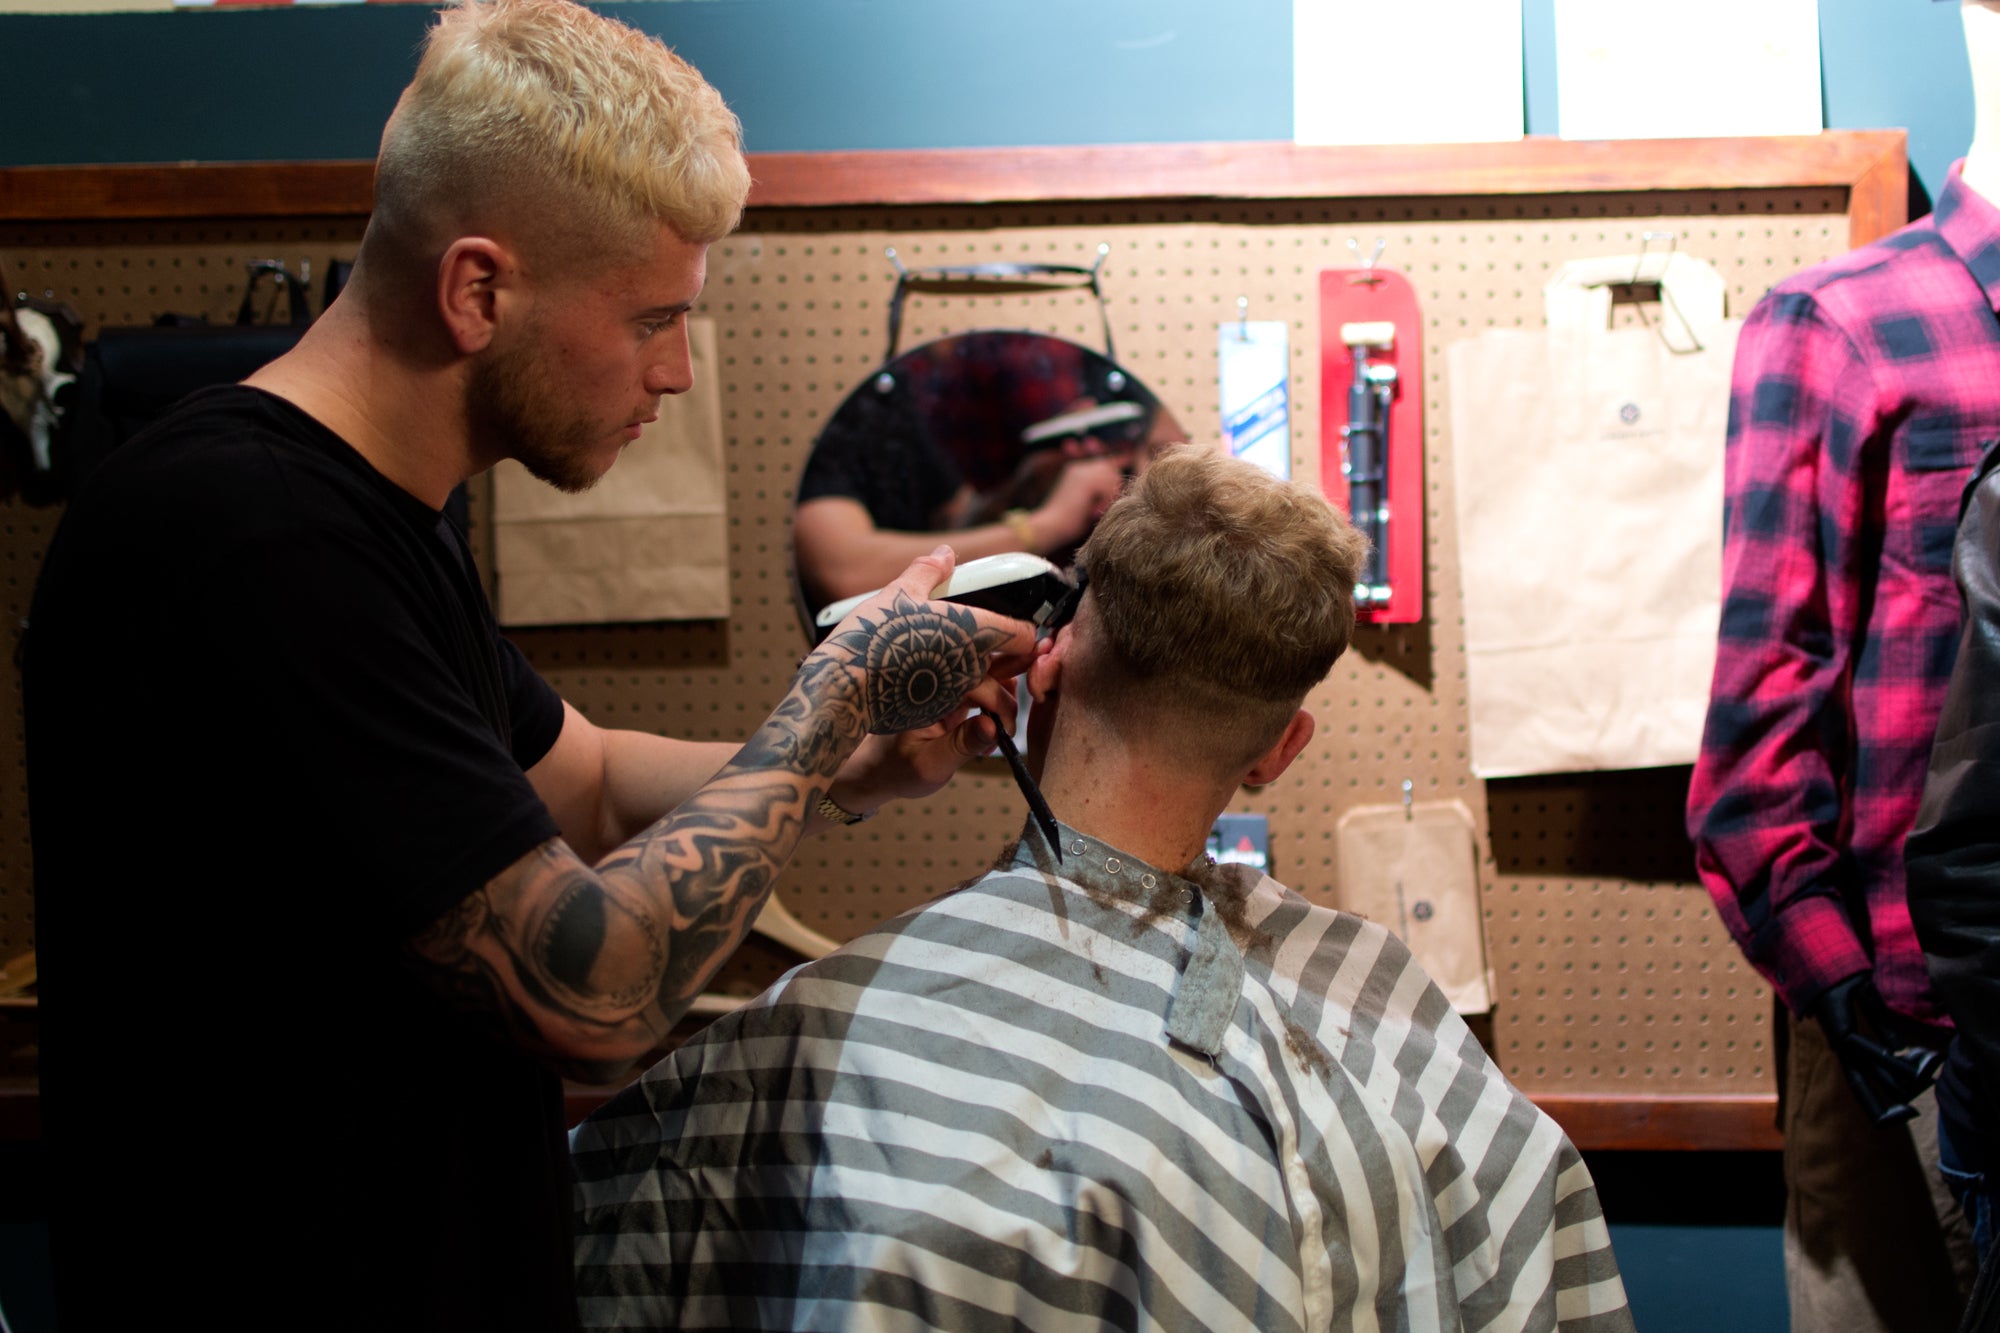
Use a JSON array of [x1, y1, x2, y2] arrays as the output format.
[[0, 186, 1851, 1098]]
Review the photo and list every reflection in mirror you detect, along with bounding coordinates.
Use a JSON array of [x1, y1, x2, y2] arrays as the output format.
[[791, 330, 1188, 629]]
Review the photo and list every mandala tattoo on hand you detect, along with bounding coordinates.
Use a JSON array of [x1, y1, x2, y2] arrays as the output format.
[[827, 592, 1008, 735]]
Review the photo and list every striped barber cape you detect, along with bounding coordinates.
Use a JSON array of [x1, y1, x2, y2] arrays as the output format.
[[571, 824, 1633, 1332]]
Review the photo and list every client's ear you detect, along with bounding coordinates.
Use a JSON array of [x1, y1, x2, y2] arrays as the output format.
[[1243, 708, 1315, 787], [1026, 626, 1070, 704]]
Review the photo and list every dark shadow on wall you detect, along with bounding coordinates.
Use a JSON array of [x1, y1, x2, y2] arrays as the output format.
[[1911, 166, 1936, 223], [1486, 765, 1697, 885], [505, 621, 733, 675], [1348, 618, 1434, 693]]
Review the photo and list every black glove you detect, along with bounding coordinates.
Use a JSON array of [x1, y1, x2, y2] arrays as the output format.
[[1811, 972, 1947, 1126]]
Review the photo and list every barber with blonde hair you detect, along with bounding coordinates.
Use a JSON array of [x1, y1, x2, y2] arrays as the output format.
[[23, 1, 1030, 1328]]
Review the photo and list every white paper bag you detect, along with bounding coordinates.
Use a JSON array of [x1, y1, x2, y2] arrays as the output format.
[[1336, 799, 1493, 1015], [492, 317, 729, 626], [1446, 252, 1737, 777]]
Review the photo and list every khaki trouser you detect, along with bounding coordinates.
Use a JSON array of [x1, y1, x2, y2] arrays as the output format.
[[1781, 1006, 1977, 1332]]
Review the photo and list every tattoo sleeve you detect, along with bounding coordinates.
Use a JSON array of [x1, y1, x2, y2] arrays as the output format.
[[405, 589, 1011, 1082]]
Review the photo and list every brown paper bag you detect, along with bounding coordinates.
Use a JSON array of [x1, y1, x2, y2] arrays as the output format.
[[1335, 799, 1492, 1014], [492, 317, 728, 626], [1444, 252, 1737, 777]]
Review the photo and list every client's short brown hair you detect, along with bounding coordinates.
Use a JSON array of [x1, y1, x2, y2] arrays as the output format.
[[1072, 445, 1368, 772]]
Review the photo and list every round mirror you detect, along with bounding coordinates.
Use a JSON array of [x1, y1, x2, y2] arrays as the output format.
[[791, 330, 1188, 630]]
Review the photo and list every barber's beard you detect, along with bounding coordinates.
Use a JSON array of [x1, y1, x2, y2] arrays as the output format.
[[467, 336, 606, 495]]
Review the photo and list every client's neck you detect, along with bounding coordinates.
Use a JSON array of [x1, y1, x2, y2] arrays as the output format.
[[1038, 719, 1231, 875]]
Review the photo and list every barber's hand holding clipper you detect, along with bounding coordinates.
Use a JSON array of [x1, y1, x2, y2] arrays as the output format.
[[808, 545, 1038, 824]]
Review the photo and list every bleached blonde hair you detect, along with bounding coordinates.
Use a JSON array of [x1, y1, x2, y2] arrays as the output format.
[[370, 0, 749, 268]]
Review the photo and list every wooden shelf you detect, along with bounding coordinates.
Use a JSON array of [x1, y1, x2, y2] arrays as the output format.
[[1, 131, 1907, 248], [744, 133, 1907, 249], [1529, 1092, 1783, 1153], [0, 1079, 40, 1142]]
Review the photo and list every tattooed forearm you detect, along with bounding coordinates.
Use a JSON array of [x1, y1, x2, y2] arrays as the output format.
[[407, 587, 1015, 1078], [737, 676, 857, 776], [531, 870, 666, 1019]]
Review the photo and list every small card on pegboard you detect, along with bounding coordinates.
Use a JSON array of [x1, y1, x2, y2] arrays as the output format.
[[1207, 813, 1271, 876]]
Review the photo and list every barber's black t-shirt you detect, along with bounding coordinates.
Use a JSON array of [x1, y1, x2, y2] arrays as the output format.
[[24, 386, 575, 1330], [796, 381, 964, 532]]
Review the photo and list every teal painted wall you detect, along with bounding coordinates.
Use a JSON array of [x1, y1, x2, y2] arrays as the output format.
[[1, 1, 1978, 208], [1817, 0, 1974, 211], [2, 2, 1289, 164]]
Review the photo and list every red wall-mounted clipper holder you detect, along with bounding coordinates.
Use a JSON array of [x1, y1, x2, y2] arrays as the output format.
[[1318, 266, 1424, 624]]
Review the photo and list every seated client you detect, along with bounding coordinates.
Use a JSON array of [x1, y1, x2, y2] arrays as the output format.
[[571, 446, 1634, 1332]]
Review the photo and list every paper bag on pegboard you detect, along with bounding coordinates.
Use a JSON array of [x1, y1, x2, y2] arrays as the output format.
[[1335, 798, 1492, 1014], [492, 316, 729, 626], [1445, 252, 1736, 777]]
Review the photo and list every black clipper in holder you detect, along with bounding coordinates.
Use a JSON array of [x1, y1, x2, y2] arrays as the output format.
[[1340, 320, 1397, 608]]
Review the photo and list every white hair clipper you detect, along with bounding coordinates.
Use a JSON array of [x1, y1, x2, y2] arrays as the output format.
[[813, 552, 1077, 641]]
